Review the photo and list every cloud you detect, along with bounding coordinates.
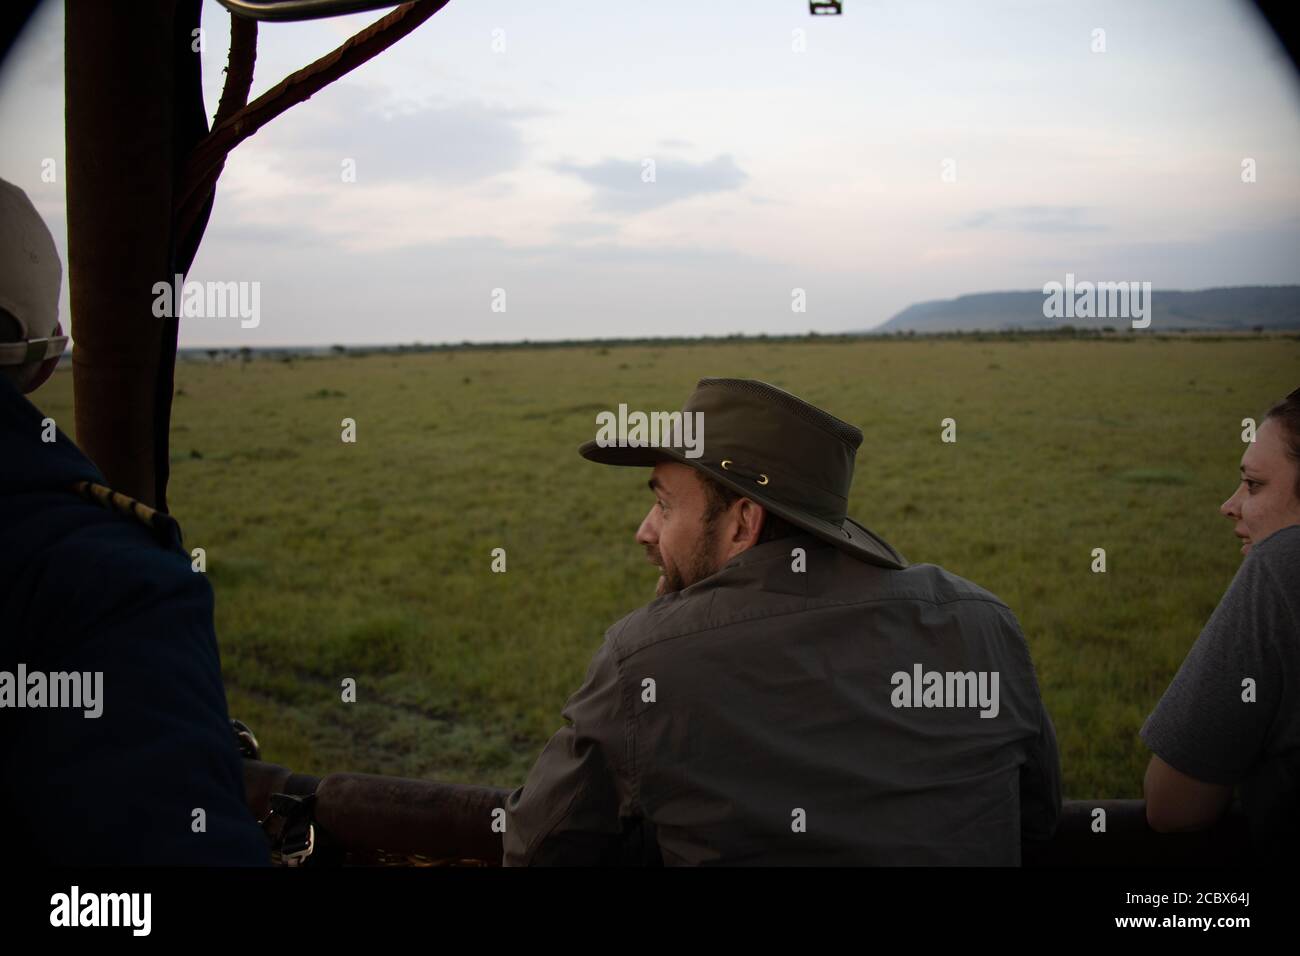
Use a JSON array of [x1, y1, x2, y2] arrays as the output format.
[[958, 206, 1106, 233], [253, 84, 536, 186], [550, 220, 621, 241], [553, 153, 748, 212], [203, 220, 327, 246]]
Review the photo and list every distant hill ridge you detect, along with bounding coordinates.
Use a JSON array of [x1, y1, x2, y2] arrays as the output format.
[[873, 285, 1300, 333]]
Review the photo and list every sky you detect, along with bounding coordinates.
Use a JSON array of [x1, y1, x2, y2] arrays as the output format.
[[1, 0, 1298, 347]]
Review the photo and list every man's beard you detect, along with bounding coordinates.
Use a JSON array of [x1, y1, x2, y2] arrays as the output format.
[[658, 516, 723, 594]]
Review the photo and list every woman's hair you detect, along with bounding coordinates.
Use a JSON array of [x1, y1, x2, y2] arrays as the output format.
[[1263, 387, 1300, 500]]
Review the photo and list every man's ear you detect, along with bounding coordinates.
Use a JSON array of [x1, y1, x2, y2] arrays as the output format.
[[24, 353, 59, 393], [734, 498, 765, 548], [20, 320, 62, 394]]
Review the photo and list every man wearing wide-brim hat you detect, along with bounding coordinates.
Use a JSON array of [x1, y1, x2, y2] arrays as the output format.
[[503, 378, 1062, 865]]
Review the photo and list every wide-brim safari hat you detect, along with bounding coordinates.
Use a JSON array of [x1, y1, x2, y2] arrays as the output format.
[[578, 377, 907, 570]]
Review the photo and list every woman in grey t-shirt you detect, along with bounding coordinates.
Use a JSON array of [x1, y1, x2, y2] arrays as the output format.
[[1141, 387, 1300, 859]]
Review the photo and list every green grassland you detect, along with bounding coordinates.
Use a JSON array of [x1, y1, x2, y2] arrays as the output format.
[[37, 335, 1300, 798]]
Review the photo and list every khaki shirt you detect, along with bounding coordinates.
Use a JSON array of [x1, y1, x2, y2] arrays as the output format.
[[503, 532, 1061, 865]]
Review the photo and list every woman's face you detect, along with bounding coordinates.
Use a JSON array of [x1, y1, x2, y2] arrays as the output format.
[[1220, 417, 1300, 555]]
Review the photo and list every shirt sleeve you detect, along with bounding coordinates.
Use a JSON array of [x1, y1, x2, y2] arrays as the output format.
[[4, 530, 269, 864], [997, 602, 1062, 842], [502, 637, 638, 865], [1019, 698, 1063, 842], [1140, 552, 1285, 785]]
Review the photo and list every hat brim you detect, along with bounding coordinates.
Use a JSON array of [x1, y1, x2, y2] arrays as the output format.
[[578, 439, 907, 570]]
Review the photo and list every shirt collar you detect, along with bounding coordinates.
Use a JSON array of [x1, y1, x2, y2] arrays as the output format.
[[0, 373, 103, 494], [720, 530, 826, 572]]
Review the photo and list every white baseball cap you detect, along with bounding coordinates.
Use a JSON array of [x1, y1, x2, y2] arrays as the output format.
[[0, 176, 67, 379]]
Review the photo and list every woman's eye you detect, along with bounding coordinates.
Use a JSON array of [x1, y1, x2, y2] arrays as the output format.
[[1245, 480, 1260, 492]]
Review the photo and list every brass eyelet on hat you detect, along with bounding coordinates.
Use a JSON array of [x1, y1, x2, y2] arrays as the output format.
[[720, 459, 769, 485]]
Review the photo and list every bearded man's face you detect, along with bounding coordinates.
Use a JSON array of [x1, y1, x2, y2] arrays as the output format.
[[635, 462, 731, 594]]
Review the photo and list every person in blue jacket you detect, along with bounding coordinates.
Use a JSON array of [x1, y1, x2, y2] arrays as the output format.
[[0, 176, 268, 864]]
